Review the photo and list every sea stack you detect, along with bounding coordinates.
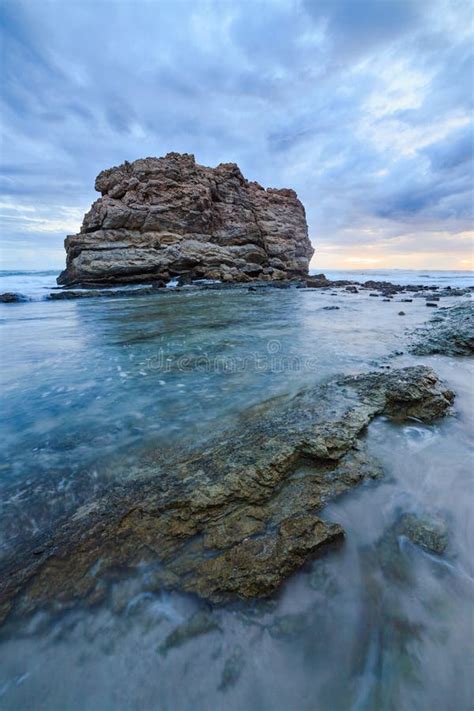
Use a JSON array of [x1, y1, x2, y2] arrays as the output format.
[[57, 153, 313, 286]]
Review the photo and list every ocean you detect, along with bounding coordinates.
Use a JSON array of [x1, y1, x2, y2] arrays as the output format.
[[0, 270, 472, 710], [321, 268, 474, 288]]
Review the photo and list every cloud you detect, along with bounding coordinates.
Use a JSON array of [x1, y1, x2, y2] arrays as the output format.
[[0, 0, 472, 269], [303, 0, 423, 58], [423, 124, 474, 171]]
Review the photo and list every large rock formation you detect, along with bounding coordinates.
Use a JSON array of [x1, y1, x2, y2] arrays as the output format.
[[57, 153, 313, 286]]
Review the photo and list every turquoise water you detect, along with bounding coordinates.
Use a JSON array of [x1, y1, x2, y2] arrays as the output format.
[[0, 275, 472, 710]]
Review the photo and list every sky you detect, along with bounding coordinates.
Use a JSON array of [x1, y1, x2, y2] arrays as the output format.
[[0, 0, 473, 271]]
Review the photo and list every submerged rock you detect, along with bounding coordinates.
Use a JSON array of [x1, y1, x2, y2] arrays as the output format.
[[57, 153, 313, 286], [353, 513, 446, 707], [158, 611, 221, 655], [0, 366, 454, 625], [396, 513, 448, 555], [364, 510, 449, 588], [269, 613, 307, 639], [410, 302, 474, 356], [218, 646, 245, 691]]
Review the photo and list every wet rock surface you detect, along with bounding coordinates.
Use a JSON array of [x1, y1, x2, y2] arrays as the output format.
[[57, 152, 313, 286], [0, 366, 454, 627], [410, 302, 474, 356], [48, 285, 166, 299], [366, 511, 449, 587], [0, 292, 30, 303], [396, 513, 448, 555], [48, 279, 306, 300]]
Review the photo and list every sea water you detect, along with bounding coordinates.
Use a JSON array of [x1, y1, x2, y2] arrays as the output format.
[[0, 272, 472, 710]]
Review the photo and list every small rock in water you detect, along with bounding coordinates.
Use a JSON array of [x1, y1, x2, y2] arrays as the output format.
[[426, 302, 438, 307], [396, 512, 448, 554], [0, 292, 29, 303], [383, 298, 391, 302], [322, 305, 340, 310], [363, 511, 448, 586], [398, 311, 406, 316], [369, 293, 379, 297], [400, 299, 413, 303]]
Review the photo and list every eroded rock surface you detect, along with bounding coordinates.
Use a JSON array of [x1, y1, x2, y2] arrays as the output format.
[[57, 153, 313, 286], [0, 366, 453, 626]]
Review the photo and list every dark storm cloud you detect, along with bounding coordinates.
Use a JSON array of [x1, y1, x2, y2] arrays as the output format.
[[0, 0, 472, 268]]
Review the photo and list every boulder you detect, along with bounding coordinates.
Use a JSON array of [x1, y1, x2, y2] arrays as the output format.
[[57, 153, 314, 286]]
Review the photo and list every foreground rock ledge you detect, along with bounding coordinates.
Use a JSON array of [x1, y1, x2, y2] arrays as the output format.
[[57, 152, 313, 286], [0, 366, 453, 625]]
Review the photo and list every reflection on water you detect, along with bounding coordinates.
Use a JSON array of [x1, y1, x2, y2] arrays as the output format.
[[0, 288, 473, 710]]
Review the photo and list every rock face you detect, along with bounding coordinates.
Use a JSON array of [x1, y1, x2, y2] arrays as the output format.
[[0, 366, 453, 625], [57, 153, 313, 286]]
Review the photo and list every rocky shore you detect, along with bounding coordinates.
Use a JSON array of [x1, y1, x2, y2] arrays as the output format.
[[2, 272, 471, 304], [0, 365, 453, 626]]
